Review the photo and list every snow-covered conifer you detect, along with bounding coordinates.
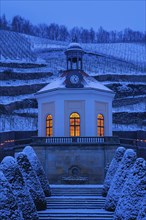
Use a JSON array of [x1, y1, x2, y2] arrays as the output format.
[[0, 156, 39, 220], [105, 149, 137, 211], [114, 158, 146, 219], [16, 152, 47, 210], [23, 145, 51, 196], [102, 146, 126, 197], [137, 195, 146, 220], [0, 170, 23, 220]]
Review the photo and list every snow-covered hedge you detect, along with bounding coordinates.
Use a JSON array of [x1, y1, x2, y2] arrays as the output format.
[[105, 149, 137, 211], [137, 195, 146, 219], [114, 158, 146, 219], [0, 156, 39, 220], [0, 170, 23, 220], [23, 145, 51, 196], [16, 152, 47, 210], [102, 146, 126, 197]]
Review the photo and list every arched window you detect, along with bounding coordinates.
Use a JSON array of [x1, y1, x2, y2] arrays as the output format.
[[46, 114, 53, 136], [70, 112, 80, 136], [97, 114, 104, 136]]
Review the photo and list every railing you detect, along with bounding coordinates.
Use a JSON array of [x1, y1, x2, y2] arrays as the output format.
[[32, 136, 119, 145]]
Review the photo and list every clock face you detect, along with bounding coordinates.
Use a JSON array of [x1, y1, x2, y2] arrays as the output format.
[[70, 74, 80, 84]]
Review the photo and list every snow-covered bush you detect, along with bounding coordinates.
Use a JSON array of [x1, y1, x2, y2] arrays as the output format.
[[16, 152, 47, 210], [114, 158, 146, 219], [0, 156, 39, 220], [0, 170, 23, 220], [102, 146, 126, 197], [105, 149, 137, 211], [23, 145, 51, 196], [137, 195, 146, 220]]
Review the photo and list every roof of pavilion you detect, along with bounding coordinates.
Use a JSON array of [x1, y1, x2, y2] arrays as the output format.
[[36, 70, 114, 95]]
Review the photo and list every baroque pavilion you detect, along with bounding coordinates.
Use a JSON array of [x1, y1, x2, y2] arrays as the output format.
[[35, 43, 114, 138]]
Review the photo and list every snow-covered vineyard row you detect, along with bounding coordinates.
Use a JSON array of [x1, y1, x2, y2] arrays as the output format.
[[84, 43, 146, 67], [0, 76, 54, 86], [0, 30, 36, 62], [24, 33, 146, 68], [1, 30, 146, 74], [0, 30, 146, 134], [0, 115, 37, 132], [0, 113, 145, 133]]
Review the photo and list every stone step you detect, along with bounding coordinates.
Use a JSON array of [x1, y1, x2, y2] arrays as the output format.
[[38, 185, 113, 220], [51, 188, 103, 196], [38, 210, 113, 220]]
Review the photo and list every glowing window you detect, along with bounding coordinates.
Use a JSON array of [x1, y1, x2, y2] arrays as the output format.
[[46, 114, 53, 136], [97, 114, 104, 136], [70, 112, 80, 136]]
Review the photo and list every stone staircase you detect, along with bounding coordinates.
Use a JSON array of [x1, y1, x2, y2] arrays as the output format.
[[38, 185, 114, 220]]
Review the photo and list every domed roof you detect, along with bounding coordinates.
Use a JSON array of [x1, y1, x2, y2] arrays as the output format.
[[66, 43, 83, 52], [68, 43, 82, 49]]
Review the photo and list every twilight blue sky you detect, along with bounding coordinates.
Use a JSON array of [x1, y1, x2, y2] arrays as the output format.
[[1, 0, 146, 31]]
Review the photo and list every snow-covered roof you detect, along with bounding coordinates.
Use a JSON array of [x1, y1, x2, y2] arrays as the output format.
[[36, 71, 114, 95], [66, 43, 83, 52], [68, 43, 82, 49]]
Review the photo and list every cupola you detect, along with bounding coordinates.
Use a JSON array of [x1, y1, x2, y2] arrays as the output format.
[[65, 43, 84, 70]]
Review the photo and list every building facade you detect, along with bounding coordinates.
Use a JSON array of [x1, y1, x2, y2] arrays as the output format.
[[36, 43, 115, 137], [30, 43, 119, 184]]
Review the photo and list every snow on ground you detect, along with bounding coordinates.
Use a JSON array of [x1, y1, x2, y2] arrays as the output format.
[[103, 81, 146, 85], [0, 77, 54, 86], [115, 94, 146, 100], [13, 108, 38, 114], [0, 30, 36, 62], [113, 123, 146, 131], [89, 71, 146, 76], [0, 94, 35, 105], [113, 102, 146, 113], [0, 115, 37, 132], [0, 32, 145, 133], [83, 43, 146, 66], [23, 34, 67, 50], [0, 66, 54, 73]]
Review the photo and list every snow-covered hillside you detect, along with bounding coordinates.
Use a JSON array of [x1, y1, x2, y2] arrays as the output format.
[[0, 30, 36, 62], [0, 31, 146, 136]]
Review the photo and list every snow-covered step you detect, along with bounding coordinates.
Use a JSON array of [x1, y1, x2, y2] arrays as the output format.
[[38, 210, 113, 220], [51, 186, 103, 196], [38, 185, 114, 220]]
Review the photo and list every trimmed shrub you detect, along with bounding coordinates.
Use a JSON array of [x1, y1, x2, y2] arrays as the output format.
[[114, 158, 146, 219], [16, 152, 47, 210], [0, 156, 39, 220], [105, 149, 137, 211], [0, 170, 23, 220], [23, 145, 51, 196], [102, 146, 126, 197], [137, 195, 146, 220]]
